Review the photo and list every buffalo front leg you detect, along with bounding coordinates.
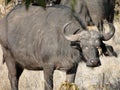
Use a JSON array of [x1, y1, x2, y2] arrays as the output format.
[[4, 50, 23, 90], [8, 64, 23, 90], [98, 20, 104, 32], [43, 64, 54, 90], [66, 64, 78, 83]]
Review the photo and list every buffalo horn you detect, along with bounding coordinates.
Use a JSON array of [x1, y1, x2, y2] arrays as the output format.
[[102, 23, 115, 41], [63, 22, 80, 41]]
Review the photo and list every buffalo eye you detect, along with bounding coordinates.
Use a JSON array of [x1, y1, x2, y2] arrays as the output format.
[[95, 39, 101, 46], [95, 40, 99, 43]]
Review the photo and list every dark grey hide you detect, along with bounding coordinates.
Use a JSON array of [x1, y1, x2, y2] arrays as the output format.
[[0, 5, 115, 90], [60, 0, 117, 57], [61, 0, 115, 31]]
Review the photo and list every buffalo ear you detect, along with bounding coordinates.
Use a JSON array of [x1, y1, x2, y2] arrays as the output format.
[[101, 43, 117, 57], [70, 41, 81, 50]]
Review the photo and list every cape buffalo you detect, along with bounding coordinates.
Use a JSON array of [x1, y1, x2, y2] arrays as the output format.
[[60, 0, 117, 57], [61, 0, 115, 31], [0, 5, 115, 90]]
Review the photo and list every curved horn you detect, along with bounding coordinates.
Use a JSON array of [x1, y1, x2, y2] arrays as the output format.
[[102, 23, 115, 41], [63, 22, 80, 41]]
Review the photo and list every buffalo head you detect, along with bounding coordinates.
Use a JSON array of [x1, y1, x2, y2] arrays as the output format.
[[63, 23, 115, 67]]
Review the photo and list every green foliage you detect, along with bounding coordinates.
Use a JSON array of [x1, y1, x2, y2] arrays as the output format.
[[25, 0, 46, 9], [36, 0, 46, 7], [5, 0, 11, 5], [6, 0, 46, 9], [25, 0, 32, 9]]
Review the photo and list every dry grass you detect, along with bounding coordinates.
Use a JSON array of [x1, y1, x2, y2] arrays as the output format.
[[76, 55, 120, 90], [0, 0, 16, 18]]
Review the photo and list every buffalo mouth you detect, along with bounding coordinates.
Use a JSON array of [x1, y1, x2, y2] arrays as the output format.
[[86, 59, 101, 67]]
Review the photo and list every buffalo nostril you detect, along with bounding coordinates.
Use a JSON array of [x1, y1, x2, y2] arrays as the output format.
[[87, 59, 101, 67], [90, 60, 96, 64], [90, 59, 99, 65], [90, 59, 101, 66]]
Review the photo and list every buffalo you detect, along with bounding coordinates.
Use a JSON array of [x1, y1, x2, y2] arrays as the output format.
[[60, 0, 117, 57], [0, 5, 115, 90], [61, 0, 115, 31]]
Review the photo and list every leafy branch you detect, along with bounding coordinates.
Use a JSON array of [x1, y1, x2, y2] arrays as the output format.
[[5, 0, 46, 9]]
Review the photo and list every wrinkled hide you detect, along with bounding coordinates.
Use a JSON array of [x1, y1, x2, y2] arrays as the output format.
[[0, 5, 115, 90]]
